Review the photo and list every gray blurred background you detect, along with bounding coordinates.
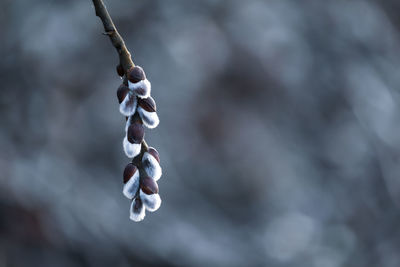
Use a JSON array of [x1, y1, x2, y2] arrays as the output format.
[[1, 0, 400, 266]]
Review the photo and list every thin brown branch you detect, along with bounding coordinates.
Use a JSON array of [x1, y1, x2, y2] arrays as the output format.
[[91, 0, 134, 72], [91, 0, 149, 158]]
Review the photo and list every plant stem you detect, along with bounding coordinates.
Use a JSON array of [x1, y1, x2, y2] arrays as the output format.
[[91, 0, 149, 159], [91, 0, 134, 72]]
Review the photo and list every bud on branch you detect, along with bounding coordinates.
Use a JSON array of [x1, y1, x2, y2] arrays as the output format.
[[91, 0, 163, 222]]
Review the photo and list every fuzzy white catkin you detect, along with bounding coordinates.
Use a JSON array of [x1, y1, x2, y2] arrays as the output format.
[[119, 93, 137, 116], [137, 107, 159, 129], [122, 170, 140, 199], [128, 79, 151, 99], [125, 116, 132, 132], [130, 199, 146, 222], [140, 190, 161, 212], [123, 136, 141, 158], [142, 152, 162, 181]]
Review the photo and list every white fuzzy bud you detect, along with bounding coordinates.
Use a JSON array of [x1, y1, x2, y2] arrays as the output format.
[[122, 168, 140, 199], [130, 198, 146, 222], [142, 152, 162, 181], [128, 79, 151, 99], [140, 189, 161, 212], [123, 136, 141, 158], [119, 93, 137, 116], [137, 107, 159, 129]]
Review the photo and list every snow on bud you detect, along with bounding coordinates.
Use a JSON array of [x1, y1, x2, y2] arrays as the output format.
[[123, 136, 141, 158], [122, 163, 140, 199], [127, 121, 145, 144], [130, 198, 146, 222], [140, 176, 159, 195], [142, 151, 162, 181], [140, 189, 161, 212], [137, 97, 159, 129]]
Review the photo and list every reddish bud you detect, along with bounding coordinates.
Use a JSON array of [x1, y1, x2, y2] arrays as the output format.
[[116, 64, 124, 77], [123, 163, 137, 184], [127, 66, 146, 83], [138, 97, 156, 112], [134, 86, 147, 97], [117, 84, 130, 104], [127, 122, 145, 144], [134, 198, 142, 211], [141, 176, 159, 195], [148, 147, 160, 163]]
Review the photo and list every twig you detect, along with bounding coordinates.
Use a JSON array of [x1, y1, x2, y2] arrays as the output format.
[[91, 0, 149, 160], [91, 0, 134, 72]]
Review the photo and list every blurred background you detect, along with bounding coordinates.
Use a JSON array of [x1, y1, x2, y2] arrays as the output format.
[[1, 0, 400, 266]]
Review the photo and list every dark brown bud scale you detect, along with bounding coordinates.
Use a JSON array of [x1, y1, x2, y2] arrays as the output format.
[[127, 66, 146, 83], [134, 87, 147, 96], [148, 147, 160, 163], [117, 84, 130, 104], [127, 122, 145, 144], [138, 97, 156, 112], [116, 64, 124, 77], [123, 163, 137, 184], [134, 198, 142, 211], [141, 176, 159, 195]]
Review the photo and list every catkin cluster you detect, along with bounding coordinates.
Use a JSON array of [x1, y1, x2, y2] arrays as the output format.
[[116, 65, 162, 222]]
